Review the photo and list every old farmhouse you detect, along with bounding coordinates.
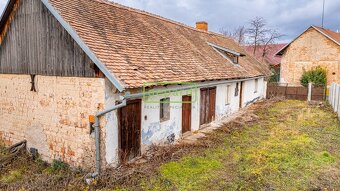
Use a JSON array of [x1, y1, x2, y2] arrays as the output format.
[[277, 26, 340, 86], [0, 0, 269, 172]]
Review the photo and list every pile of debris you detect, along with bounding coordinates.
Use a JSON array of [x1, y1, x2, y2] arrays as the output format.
[[0, 141, 27, 169]]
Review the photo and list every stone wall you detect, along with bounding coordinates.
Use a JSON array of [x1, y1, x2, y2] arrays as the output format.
[[0, 74, 106, 168], [281, 28, 340, 86]]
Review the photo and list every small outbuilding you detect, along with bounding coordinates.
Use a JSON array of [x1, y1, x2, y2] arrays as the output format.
[[277, 26, 340, 86]]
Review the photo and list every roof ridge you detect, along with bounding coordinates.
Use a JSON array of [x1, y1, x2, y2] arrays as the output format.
[[311, 25, 340, 46], [93, 0, 235, 42]]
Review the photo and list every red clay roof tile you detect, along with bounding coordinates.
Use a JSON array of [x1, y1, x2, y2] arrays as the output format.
[[48, 0, 269, 88]]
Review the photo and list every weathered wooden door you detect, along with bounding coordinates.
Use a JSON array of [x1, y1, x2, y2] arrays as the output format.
[[182, 96, 192, 133], [239, 82, 244, 109], [118, 99, 141, 163], [200, 87, 216, 125]]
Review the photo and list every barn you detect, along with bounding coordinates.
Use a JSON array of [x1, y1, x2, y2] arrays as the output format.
[[277, 26, 340, 86], [0, 0, 269, 173]]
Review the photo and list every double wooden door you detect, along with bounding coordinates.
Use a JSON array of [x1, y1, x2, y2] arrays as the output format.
[[200, 87, 216, 125]]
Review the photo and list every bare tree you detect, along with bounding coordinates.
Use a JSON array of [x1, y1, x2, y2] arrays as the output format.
[[246, 17, 269, 56], [261, 29, 284, 58], [220, 26, 246, 45]]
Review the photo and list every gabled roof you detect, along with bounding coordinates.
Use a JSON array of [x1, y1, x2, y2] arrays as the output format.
[[244, 44, 287, 67], [0, 0, 269, 90], [276, 26, 340, 55]]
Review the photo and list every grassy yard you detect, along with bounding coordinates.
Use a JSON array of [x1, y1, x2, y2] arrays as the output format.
[[0, 100, 339, 190]]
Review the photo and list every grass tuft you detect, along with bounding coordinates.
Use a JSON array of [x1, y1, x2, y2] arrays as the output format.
[[1, 170, 23, 184]]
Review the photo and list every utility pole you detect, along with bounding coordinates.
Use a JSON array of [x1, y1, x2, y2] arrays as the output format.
[[322, 0, 325, 28]]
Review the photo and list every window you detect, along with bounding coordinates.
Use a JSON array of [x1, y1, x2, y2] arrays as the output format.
[[160, 98, 170, 122], [235, 83, 239, 96], [254, 79, 258, 93], [226, 85, 231, 105], [208, 42, 244, 65], [216, 48, 239, 64]]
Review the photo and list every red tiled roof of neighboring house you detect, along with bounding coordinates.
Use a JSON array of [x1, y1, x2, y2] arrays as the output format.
[[244, 44, 286, 67], [276, 26, 340, 56], [1, 0, 271, 89]]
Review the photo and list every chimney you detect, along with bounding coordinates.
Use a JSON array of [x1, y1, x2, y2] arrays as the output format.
[[196, 21, 208, 31]]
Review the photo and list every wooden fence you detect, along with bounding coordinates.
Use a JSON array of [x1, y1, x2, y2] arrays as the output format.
[[329, 83, 340, 116], [267, 83, 325, 101]]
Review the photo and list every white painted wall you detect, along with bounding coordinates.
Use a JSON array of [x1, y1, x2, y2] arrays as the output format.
[[104, 79, 120, 167], [104, 77, 266, 166], [215, 82, 240, 120], [241, 78, 265, 108], [141, 94, 183, 150]]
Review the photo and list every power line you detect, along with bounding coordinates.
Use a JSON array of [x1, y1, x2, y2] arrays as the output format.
[[322, 0, 325, 28]]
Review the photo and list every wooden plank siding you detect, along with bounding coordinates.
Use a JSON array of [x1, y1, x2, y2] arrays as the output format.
[[118, 99, 142, 163], [182, 95, 192, 133], [267, 84, 325, 101], [0, 0, 97, 77]]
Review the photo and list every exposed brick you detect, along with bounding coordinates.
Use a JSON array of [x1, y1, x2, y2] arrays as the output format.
[[0, 74, 106, 168], [281, 28, 340, 86]]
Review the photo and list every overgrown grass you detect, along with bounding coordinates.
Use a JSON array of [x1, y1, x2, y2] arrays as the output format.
[[137, 100, 340, 190], [1, 100, 339, 190], [0, 141, 6, 157]]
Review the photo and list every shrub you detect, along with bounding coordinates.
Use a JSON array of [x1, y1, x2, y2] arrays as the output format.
[[300, 66, 327, 87], [269, 68, 280, 82], [45, 159, 69, 174]]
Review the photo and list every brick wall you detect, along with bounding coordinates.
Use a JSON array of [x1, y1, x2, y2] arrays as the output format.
[[0, 74, 106, 168], [281, 28, 340, 86]]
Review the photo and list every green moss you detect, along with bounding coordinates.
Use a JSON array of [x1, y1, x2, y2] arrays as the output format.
[[159, 156, 222, 191], [1, 170, 23, 184]]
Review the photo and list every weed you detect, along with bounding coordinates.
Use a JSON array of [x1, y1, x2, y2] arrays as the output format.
[[44, 159, 69, 174]]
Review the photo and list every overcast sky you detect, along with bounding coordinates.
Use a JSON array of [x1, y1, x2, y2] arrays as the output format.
[[1, 0, 340, 43]]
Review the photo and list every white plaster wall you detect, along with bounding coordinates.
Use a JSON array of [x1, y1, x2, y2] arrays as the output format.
[[141, 94, 183, 148], [215, 82, 240, 120], [104, 79, 120, 167], [241, 78, 265, 108], [103, 78, 265, 165], [191, 89, 201, 131]]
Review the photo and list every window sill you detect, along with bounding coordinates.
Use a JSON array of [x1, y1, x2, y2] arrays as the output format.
[[160, 118, 170, 123]]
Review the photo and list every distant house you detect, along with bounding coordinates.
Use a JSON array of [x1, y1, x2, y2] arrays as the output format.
[[277, 26, 340, 86], [0, 0, 268, 171], [244, 44, 287, 79]]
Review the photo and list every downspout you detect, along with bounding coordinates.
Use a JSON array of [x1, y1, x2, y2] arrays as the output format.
[[86, 99, 127, 182]]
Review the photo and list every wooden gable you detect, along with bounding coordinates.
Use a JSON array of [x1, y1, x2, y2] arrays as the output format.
[[0, 0, 98, 77]]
